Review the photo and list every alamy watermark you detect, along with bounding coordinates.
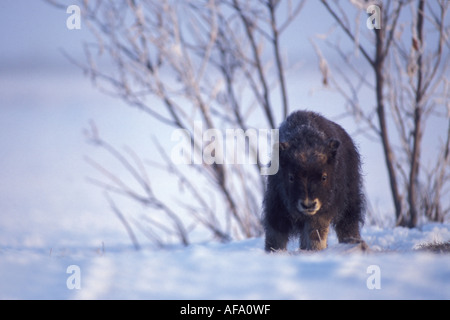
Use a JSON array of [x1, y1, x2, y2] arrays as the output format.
[[66, 265, 81, 290], [367, 5, 382, 30], [64, 3, 380, 32], [66, 5, 81, 30], [366, 265, 381, 290], [170, 122, 280, 175]]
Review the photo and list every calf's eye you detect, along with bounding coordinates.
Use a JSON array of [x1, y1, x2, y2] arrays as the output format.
[[289, 173, 294, 183], [322, 173, 328, 181]]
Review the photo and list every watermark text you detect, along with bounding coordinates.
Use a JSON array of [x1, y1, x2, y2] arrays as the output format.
[[170, 122, 280, 175], [66, 5, 81, 30]]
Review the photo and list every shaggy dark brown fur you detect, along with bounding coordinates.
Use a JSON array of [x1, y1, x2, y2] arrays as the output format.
[[263, 111, 367, 252]]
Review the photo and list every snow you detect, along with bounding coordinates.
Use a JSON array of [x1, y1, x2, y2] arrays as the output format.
[[1, 224, 449, 300]]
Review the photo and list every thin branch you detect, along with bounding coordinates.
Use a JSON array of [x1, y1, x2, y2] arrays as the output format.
[[233, 0, 275, 128], [105, 192, 141, 250], [320, 0, 374, 67], [267, 0, 289, 118]]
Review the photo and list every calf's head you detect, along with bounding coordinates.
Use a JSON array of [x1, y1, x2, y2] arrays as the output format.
[[278, 137, 340, 217]]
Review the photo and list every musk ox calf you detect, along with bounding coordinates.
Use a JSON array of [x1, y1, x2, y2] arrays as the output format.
[[263, 111, 367, 252]]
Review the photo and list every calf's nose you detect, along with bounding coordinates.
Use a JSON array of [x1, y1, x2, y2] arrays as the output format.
[[301, 199, 317, 210]]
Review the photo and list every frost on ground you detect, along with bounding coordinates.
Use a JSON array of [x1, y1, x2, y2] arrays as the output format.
[[0, 224, 449, 300]]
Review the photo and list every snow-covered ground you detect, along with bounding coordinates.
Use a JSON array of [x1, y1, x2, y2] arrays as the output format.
[[1, 223, 449, 300]]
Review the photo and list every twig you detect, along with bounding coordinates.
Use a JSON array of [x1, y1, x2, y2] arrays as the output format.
[[105, 192, 141, 251]]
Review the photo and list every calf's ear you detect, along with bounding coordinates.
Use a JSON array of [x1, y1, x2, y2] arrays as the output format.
[[276, 141, 290, 168], [327, 139, 340, 160], [279, 141, 290, 151]]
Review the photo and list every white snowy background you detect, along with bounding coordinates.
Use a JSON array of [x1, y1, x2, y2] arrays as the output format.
[[0, 1, 449, 300]]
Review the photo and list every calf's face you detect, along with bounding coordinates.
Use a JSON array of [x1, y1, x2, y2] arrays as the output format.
[[279, 139, 340, 217]]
